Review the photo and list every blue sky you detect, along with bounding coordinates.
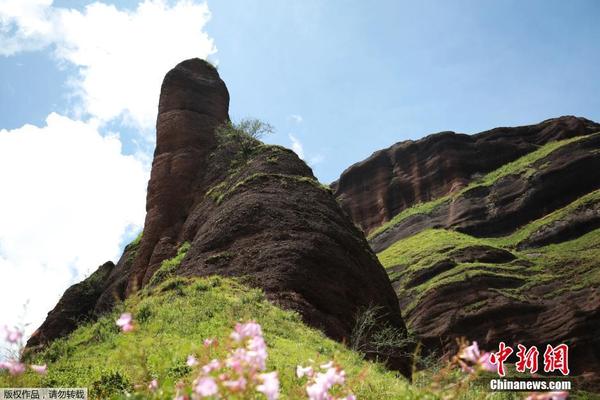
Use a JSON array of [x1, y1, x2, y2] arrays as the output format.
[[1, 0, 599, 345], [3, 1, 600, 182]]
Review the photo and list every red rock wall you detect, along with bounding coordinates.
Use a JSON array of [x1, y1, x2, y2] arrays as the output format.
[[333, 116, 600, 235]]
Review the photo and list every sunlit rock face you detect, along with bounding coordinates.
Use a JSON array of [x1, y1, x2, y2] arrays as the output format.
[[333, 116, 600, 236]]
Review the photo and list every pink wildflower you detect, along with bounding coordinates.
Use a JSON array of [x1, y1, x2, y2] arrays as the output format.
[[6, 361, 25, 376], [116, 313, 134, 332], [226, 340, 267, 373], [246, 335, 268, 370], [306, 381, 328, 400], [202, 359, 220, 374], [257, 371, 279, 400], [30, 364, 47, 375], [195, 377, 218, 397], [230, 321, 262, 342], [324, 367, 346, 385], [296, 365, 314, 378], [3, 326, 23, 344], [148, 379, 158, 391], [203, 338, 215, 347], [478, 351, 496, 372], [459, 341, 481, 364], [306, 366, 346, 400], [225, 350, 245, 372], [116, 312, 132, 326], [459, 341, 496, 373], [526, 391, 569, 400], [223, 376, 247, 392], [186, 355, 198, 367]]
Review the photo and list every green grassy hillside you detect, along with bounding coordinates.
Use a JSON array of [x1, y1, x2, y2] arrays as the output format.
[[379, 221, 600, 318], [2, 275, 542, 399], [2, 276, 432, 399]]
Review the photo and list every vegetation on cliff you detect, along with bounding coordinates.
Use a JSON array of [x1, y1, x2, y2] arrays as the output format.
[[357, 126, 600, 388], [369, 134, 591, 240]]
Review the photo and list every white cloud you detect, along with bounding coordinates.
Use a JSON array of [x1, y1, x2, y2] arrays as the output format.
[[288, 133, 304, 159], [0, 113, 148, 339], [55, 1, 216, 130], [0, 0, 216, 132], [289, 114, 303, 123], [0, 0, 54, 55], [0, 0, 217, 349], [288, 133, 324, 167]]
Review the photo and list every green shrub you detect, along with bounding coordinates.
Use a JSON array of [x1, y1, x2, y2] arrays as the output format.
[[91, 371, 132, 399], [350, 305, 415, 364], [215, 118, 274, 159]]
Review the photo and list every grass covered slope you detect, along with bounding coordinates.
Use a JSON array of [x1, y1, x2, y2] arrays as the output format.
[[378, 186, 600, 317], [4, 277, 545, 400], [4, 276, 425, 399], [379, 223, 600, 319]]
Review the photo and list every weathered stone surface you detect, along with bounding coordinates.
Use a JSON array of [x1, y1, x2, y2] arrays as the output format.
[[128, 59, 230, 292], [517, 198, 600, 249], [27, 241, 140, 350], [336, 118, 600, 388], [333, 116, 600, 235], [408, 282, 600, 389], [369, 133, 600, 253], [27, 261, 115, 349]]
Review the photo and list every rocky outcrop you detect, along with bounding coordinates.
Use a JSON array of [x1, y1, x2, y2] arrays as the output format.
[[384, 232, 600, 386], [27, 241, 140, 348], [517, 198, 600, 249], [27, 261, 116, 348], [27, 59, 412, 377], [336, 117, 600, 388], [128, 59, 230, 292], [333, 116, 600, 235], [369, 133, 600, 252], [409, 276, 600, 388]]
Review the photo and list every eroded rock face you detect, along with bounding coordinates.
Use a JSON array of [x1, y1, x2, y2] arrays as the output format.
[[128, 59, 230, 292], [335, 118, 600, 388], [27, 242, 139, 349], [333, 116, 600, 235], [517, 198, 600, 249], [386, 235, 600, 386], [407, 278, 600, 388], [369, 133, 600, 252], [27, 59, 412, 377], [27, 261, 116, 348]]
